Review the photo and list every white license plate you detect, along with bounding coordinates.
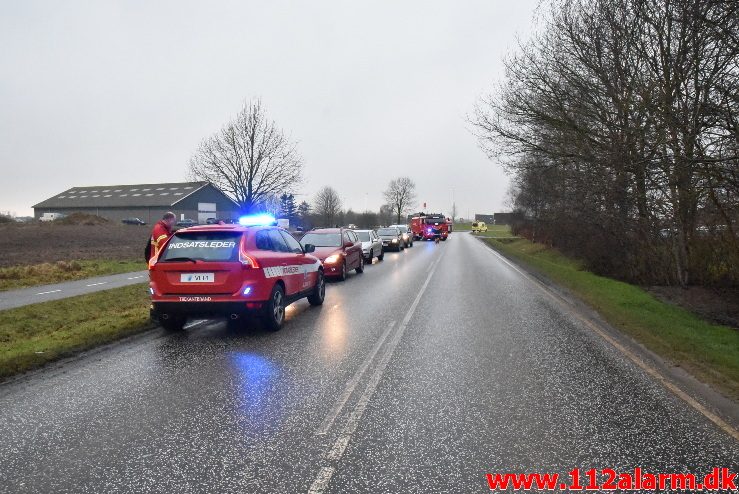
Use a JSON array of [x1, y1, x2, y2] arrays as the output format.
[[180, 273, 215, 283]]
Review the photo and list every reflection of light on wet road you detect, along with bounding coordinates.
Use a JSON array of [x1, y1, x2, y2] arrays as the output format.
[[230, 352, 279, 423], [320, 301, 348, 360]]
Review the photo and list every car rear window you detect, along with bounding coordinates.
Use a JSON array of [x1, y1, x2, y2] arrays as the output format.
[[161, 231, 242, 262], [301, 233, 342, 247]]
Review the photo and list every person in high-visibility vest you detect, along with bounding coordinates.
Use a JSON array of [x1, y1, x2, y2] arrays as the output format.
[[147, 212, 176, 261]]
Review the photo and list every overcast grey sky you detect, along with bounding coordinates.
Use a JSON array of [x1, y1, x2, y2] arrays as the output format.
[[0, 0, 540, 217]]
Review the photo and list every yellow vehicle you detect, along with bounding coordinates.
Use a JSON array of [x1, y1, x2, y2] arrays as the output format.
[[471, 221, 488, 233]]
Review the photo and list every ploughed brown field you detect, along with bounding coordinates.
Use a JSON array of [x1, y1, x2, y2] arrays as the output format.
[[0, 223, 147, 267]]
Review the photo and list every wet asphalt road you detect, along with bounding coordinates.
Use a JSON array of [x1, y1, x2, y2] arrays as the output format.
[[0, 270, 149, 310], [0, 233, 736, 493]]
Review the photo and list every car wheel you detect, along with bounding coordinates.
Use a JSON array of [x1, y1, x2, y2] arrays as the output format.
[[356, 255, 364, 273], [337, 261, 347, 281], [307, 270, 325, 306], [378, 249, 384, 261], [160, 314, 186, 331], [263, 283, 286, 331]]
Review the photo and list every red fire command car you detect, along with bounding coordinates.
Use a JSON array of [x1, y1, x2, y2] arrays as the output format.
[[148, 216, 325, 332], [411, 213, 450, 241]]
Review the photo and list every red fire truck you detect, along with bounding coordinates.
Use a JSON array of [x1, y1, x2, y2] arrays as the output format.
[[411, 213, 451, 241]]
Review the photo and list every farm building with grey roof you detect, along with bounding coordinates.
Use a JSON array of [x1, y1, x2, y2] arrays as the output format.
[[33, 182, 240, 224]]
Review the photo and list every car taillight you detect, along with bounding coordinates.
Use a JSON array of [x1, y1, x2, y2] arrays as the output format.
[[239, 248, 260, 268]]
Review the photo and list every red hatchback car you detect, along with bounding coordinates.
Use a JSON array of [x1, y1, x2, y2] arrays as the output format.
[[149, 223, 325, 331], [299, 228, 364, 280]]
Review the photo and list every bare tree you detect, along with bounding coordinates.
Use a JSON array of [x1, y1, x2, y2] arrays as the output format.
[[189, 99, 303, 212], [383, 177, 417, 224], [313, 186, 342, 226], [378, 204, 394, 226], [473, 0, 739, 287]]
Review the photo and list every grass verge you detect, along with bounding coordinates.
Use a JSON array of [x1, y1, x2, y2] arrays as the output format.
[[0, 284, 153, 379], [481, 236, 739, 400], [471, 225, 516, 238], [0, 259, 145, 291]]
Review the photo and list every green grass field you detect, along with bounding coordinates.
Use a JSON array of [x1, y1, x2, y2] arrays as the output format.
[[481, 236, 739, 400], [0, 284, 153, 379], [0, 260, 145, 291]]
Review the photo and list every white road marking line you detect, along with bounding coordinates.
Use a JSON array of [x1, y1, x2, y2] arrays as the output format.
[[316, 320, 397, 435], [86, 282, 107, 287], [36, 289, 61, 295], [480, 237, 739, 442], [307, 253, 445, 493], [307, 466, 335, 494], [184, 319, 207, 329], [127, 275, 144, 280]]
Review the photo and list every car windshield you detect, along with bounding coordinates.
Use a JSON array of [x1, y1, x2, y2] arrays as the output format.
[[300, 232, 342, 247], [425, 217, 445, 224], [377, 228, 398, 236], [355, 231, 371, 241], [160, 231, 242, 262]]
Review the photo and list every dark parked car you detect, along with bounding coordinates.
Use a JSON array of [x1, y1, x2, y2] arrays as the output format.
[[376, 227, 405, 251], [176, 218, 197, 228], [122, 217, 146, 225], [299, 228, 364, 281]]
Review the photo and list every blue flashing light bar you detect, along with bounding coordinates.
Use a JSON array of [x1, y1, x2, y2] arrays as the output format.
[[238, 214, 277, 226]]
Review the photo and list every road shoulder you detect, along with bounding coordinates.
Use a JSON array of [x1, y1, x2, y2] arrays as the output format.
[[475, 234, 739, 436]]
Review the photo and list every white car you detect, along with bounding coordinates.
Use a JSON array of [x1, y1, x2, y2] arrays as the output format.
[[354, 229, 384, 263]]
